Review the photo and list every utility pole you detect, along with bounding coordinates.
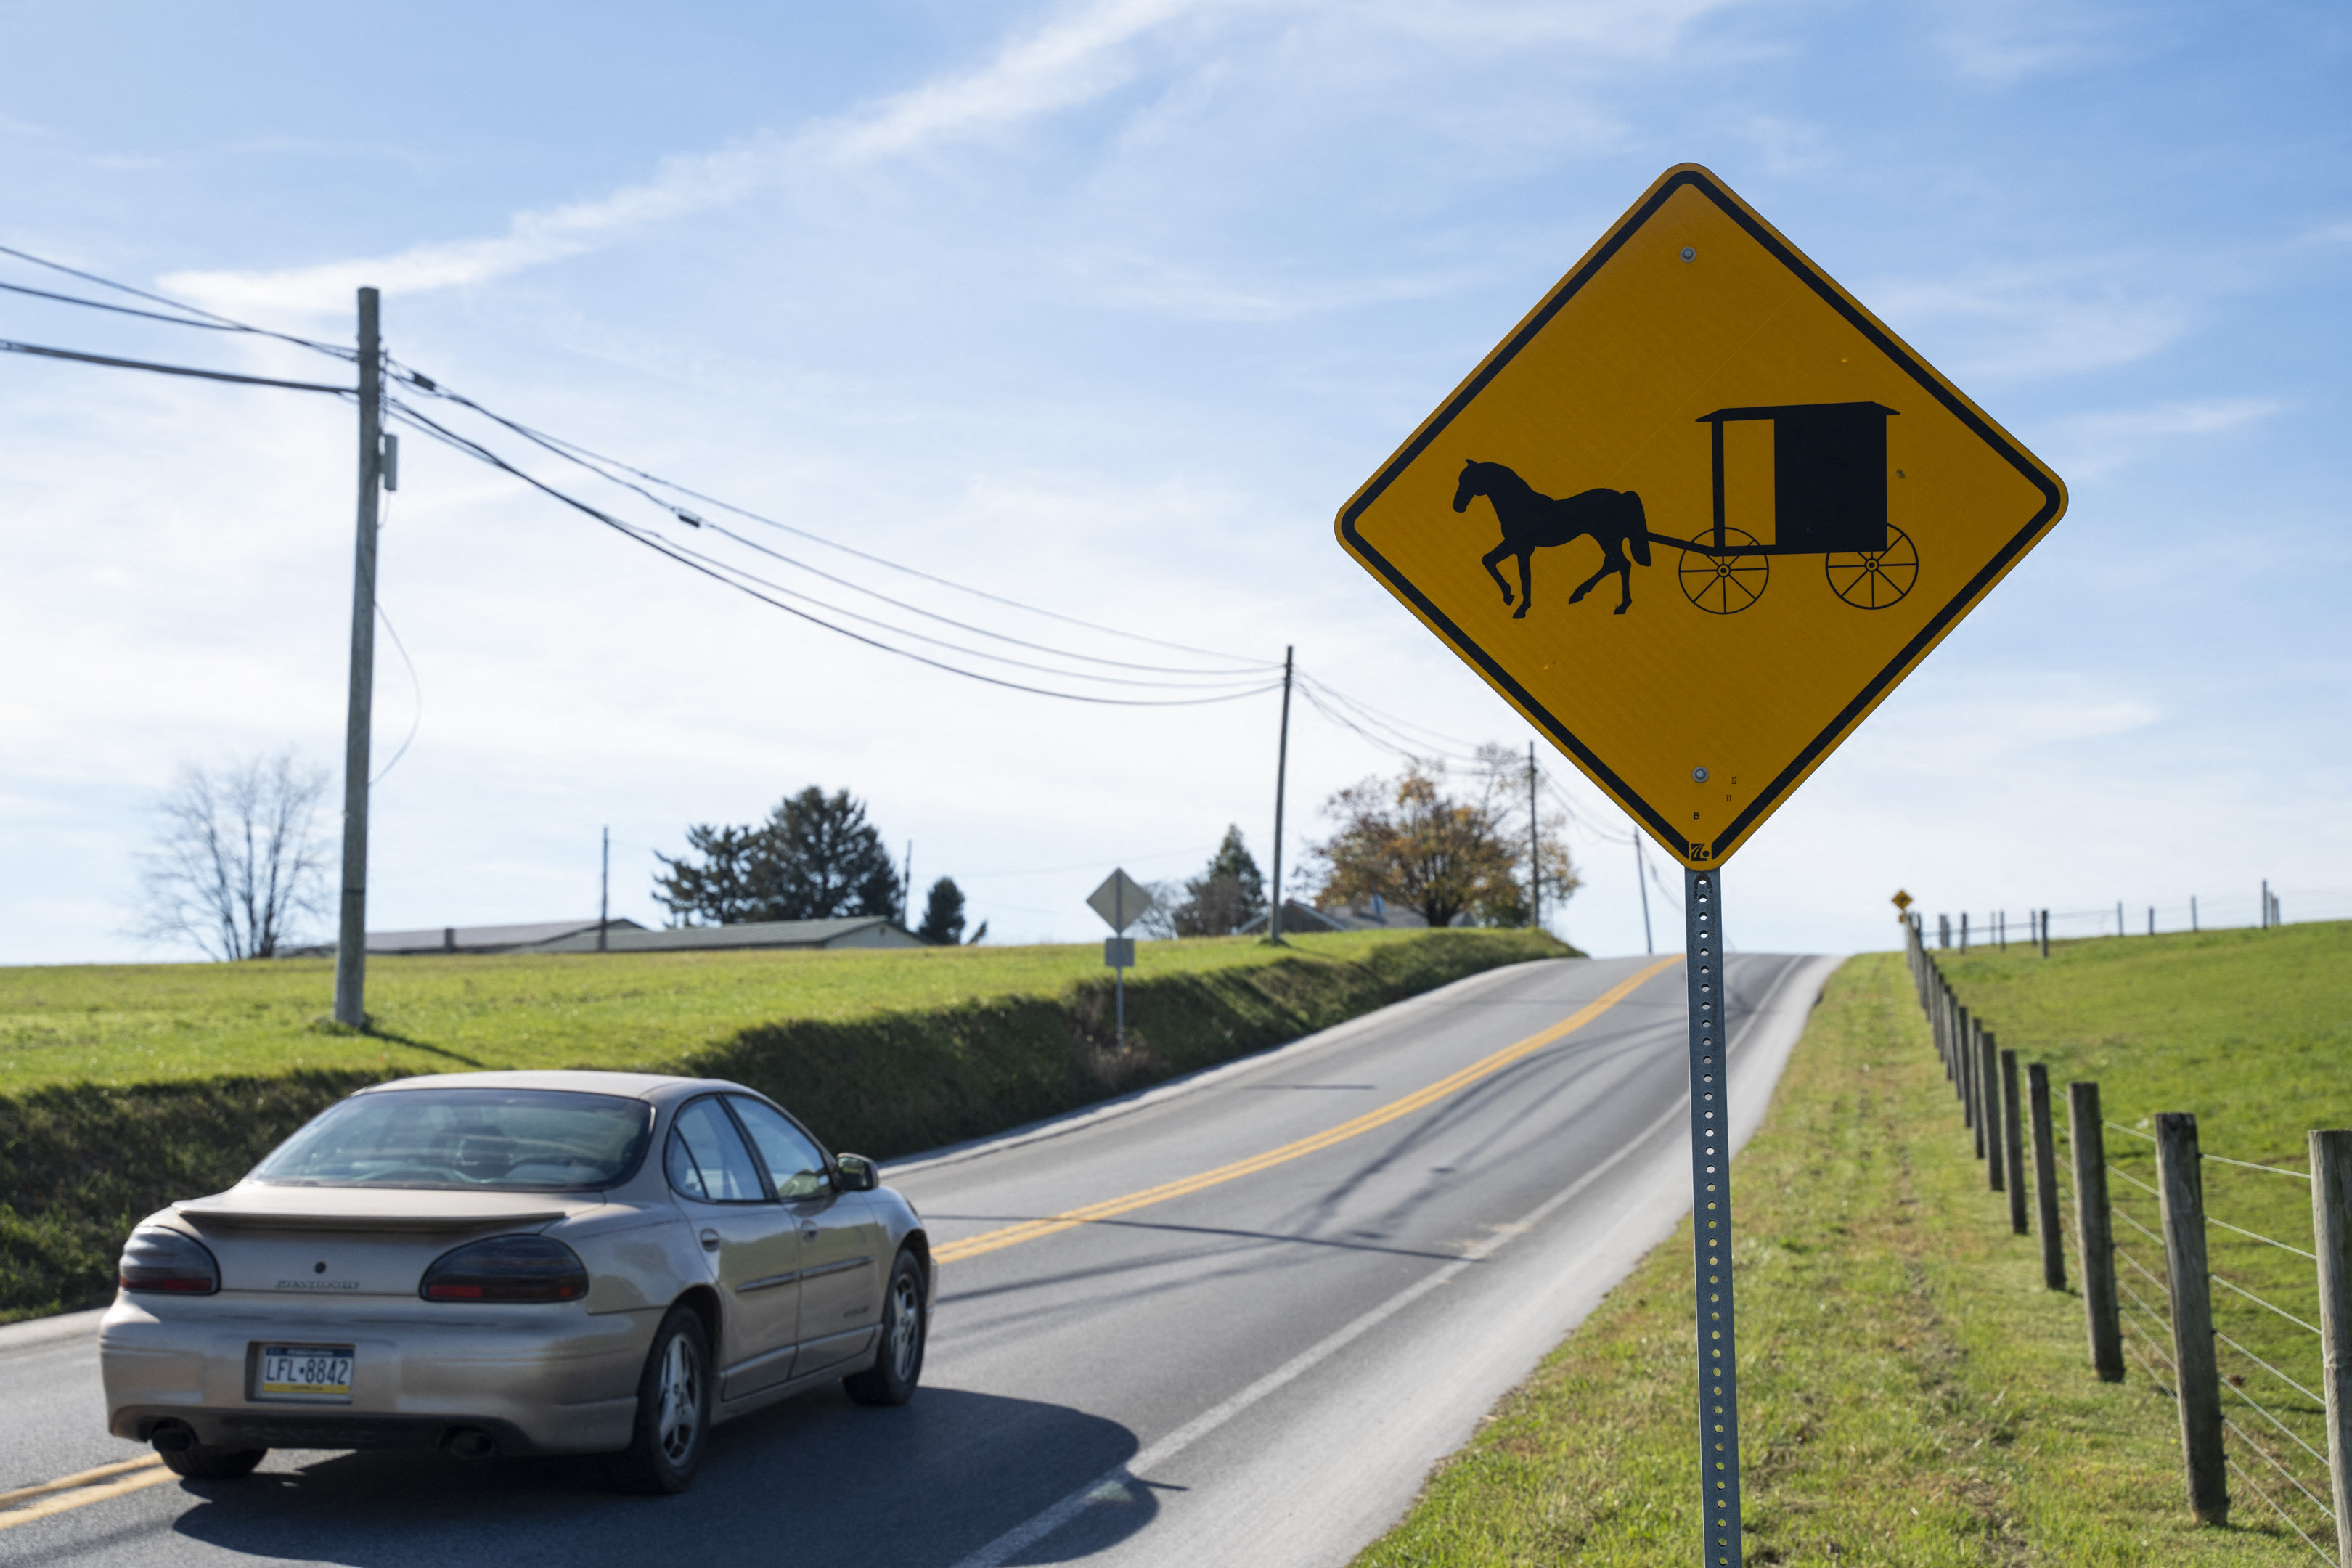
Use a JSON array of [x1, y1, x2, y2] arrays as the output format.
[[1267, 646, 1293, 944], [1527, 741, 1539, 931], [332, 287, 383, 1029], [598, 826, 610, 952], [902, 841, 915, 927], [1633, 834, 1654, 955]]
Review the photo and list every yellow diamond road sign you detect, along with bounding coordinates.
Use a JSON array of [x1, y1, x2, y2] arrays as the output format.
[[1336, 165, 2065, 867]]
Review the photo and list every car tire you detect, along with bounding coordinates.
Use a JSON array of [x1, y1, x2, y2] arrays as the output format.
[[602, 1304, 711, 1495], [158, 1444, 266, 1481], [843, 1248, 926, 1408]]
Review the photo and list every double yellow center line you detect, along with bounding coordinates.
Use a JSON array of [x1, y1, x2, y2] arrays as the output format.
[[0, 1455, 173, 1532], [934, 957, 1679, 1265]]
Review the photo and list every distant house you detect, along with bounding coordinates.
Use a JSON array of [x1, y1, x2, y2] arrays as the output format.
[[528, 917, 924, 953], [280, 915, 924, 957], [1238, 895, 1450, 935], [278, 918, 649, 957]]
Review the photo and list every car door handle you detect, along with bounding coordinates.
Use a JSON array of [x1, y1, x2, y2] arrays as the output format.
[[700, 1228, 721, 1252], [801, 1226, 820, 1243]]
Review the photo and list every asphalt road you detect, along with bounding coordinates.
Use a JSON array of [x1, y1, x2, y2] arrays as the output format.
[[0, 950, 1835, 1568]]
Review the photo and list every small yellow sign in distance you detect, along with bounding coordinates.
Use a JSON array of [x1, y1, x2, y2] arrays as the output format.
[[1892, 889, 1914, 912], [1336, 164, 2065, 868]]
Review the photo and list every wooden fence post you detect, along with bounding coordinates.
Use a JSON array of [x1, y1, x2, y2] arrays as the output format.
[[2028, 1063, 2065, 1289], [2001, 1050, 2028, 1233], [2155, 1112, 2229, 1524], [2311, 1129, 2352, 1567], [2069, 1082, 2123, 1381], [1964, 1010, 1981, 1144], [1980, 1026, 2003, 1188]]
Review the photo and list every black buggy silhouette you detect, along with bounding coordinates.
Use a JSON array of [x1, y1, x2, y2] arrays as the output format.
[[1659, 401, 1916, 615], [1458, 400, 1917, 618]]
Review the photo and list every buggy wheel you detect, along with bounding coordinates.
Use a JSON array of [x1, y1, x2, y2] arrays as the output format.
[[1677, 528, 1768, 615], [1824, 525, 1916, 609]]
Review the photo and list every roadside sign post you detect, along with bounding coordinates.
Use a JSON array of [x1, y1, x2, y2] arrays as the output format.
[[1334, 164, 2065, 1564], [1087, 870, 1157, 1050]]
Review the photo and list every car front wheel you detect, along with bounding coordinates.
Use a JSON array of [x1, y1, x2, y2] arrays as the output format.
[[603, 1304, 711, 1494], [844, 1248, 926, 1407]]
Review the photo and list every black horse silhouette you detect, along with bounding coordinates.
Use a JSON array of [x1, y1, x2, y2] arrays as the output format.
[[1455, 459, 1652, 617]]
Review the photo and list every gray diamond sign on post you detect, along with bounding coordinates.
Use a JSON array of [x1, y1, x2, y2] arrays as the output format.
[[1086, 870, 1156, 1049]]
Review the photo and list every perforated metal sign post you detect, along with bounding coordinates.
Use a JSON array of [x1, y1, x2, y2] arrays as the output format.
[[1684, 871, 1739, 1564], [1332, 164, 2065, 1565]]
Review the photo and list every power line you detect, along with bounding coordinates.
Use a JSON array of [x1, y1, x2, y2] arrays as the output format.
[[391, 364, 1275, 671], [0, 336, 351, 394], [0, 241, 356, 359], [386, 399, 1281, 709], [0, 239, 1274, 679]]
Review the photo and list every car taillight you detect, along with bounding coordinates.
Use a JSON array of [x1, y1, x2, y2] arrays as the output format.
[[118, 1227, 219, 1296], [420, 1235, 589, 1303]]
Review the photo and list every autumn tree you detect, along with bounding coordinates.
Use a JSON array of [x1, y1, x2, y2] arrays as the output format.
[[1304, 754, 1576, 929]]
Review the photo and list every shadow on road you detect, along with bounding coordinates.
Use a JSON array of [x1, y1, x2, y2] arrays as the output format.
[[166, 1385, 1146, 1567]]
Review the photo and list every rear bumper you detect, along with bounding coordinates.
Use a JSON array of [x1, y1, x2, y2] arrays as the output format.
[[101, 1294, 652, 1456], [113, 1406, 544, 1455]]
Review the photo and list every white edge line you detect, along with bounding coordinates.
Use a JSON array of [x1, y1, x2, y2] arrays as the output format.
[[942, 952, 1836, 1568]]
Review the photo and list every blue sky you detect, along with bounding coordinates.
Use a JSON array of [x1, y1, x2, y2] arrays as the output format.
[[1, 0, 2345, 964]]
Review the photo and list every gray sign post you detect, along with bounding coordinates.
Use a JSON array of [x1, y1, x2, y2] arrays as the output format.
[[1087, 870, 1156, 1050]]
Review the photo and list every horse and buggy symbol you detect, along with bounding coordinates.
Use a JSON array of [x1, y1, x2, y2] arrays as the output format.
[[1460, 400, 1919, 618]]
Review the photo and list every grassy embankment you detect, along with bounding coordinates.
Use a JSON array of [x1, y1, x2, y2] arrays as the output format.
[[0, 928, 1567, 1323], [1356, 920, 2347, 1567]]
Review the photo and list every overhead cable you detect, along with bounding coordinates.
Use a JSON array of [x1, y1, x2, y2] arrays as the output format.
[[0, 241, 357, 359], [386, 400, 1279, 709], [0, 337, 351, 394], [391, 364, 1273, 671]]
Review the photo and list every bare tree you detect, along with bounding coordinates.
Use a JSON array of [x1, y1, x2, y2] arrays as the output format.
[[136, 752, 330, 960]]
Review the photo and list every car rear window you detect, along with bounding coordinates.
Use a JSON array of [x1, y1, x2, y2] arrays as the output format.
[[251, 1088, 653, 1191]]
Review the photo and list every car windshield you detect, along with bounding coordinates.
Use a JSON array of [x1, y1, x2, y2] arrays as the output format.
[[251, 1088, 653, 1191]]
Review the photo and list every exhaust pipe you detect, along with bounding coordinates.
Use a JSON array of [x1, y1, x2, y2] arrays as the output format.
[[442, 1427, 499, 1461], [150, 1422, 195, 1455]]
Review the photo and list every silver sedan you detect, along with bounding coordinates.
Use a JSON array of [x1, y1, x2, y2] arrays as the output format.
[[99, 1069, 932, 1493]]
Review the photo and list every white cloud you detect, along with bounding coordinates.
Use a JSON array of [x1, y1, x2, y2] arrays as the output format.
[[155, 0, 1731, 324], [1930, 0, 2128, 85], [160, 0, 1231, 321], [2051, 396, 2284, 482], [1869, 265, 2194, 378]]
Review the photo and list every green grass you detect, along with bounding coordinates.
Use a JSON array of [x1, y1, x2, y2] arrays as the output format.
[[1934, 920, 2350, 1556], [0, 928, 1568, 1324], [0, 928, 1464, 1091], [1352, 947, 2327, 1566]]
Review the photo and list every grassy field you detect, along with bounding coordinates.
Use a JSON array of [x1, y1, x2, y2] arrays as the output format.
[[1353, 931, 2343, 1567], [1932, 920, 2350, 1556], [0, 928, 1478, 1090], [0, 927, 1567, 1323]]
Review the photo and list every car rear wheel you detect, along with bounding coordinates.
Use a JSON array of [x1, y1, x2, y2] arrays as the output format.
[[603, 1304, 711, 1495], [158, 1443, 266, 1480], [843, 1248, 926, 1407]]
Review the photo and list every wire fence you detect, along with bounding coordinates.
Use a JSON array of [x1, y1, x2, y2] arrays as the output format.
[[1904, 916, 2345, 1563], [1918, 885, 2350, 948]]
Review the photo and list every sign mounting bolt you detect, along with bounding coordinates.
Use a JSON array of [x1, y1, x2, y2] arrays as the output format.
[[1693, 766, 1710, 782], [1681, 247, 1696, 262]]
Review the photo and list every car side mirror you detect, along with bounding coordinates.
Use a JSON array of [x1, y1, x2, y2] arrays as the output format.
[[834, 1153, 880, 1193]]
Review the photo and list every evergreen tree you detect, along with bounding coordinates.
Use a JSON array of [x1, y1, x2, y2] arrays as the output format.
[[655, 786, 902, 924], [917, 877, 967, 945], [1172, 825, 1267, 936]]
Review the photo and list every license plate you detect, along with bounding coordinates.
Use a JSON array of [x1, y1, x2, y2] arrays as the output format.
[[254, 1344, 354, 1402]]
